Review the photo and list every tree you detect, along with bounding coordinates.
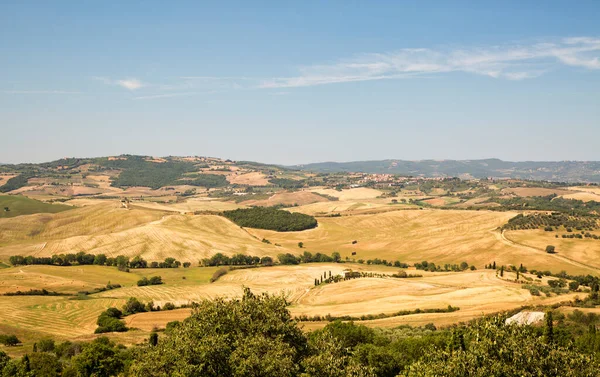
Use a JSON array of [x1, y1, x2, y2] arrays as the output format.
[[403, 316, 600, 377], [331, 252, 341, 263], [3, 207, 9, 212], [93, 254, 107, 265], [149, 332, 158, 347], [546, 245, 556, 254], [0, 334, 20, 346], [492, 261, 496, 269], [37, 338, 55, 352], [298, 242, 304, 248], [72, 337, 125, 377], [123, 297, 146, 315], [545, 311, 554, 344], [567, 281, 579, 291], [129, 289, 308, 377], [500, 265, 504, 277]]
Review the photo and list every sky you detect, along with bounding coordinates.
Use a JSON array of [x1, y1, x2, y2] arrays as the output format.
[[1, 1, 599, 165]]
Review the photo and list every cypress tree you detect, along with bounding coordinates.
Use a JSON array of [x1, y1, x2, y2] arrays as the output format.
[[500, 265, 504, 277], [545, 311, 554, 344], [149, 332, 158, 346], [493, 261, 496, 269]]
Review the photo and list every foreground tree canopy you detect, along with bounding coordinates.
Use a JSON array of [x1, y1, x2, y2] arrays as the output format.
[[1, 290, 599, 376], [222, 207, 318, 231], [127, 289, 600, 377]]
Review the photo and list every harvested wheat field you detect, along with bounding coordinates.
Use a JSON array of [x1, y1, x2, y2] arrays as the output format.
[[504, 229, 600, 270], [0, 204, 278, 262], [226, 171, 269, 186], [246, 209, 598, 274], [502, 187, 572, 197], [287, 198, 403, 216], [560, 191, 600, 202], [129, 197, 246, 213], [310, 187, 383, 200], [242, 191, 330, 207], [0, 175, 17, 187]]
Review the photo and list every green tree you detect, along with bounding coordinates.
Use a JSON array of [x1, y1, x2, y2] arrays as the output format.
[[129, 288, 308, 377], [71, 337, 125, 377], [298, 242, 304, 248], [37, 338, 55, 353], [403, 316, 600, 377]]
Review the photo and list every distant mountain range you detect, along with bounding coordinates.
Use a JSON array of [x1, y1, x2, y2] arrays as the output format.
[[292, 159, 600, 183]]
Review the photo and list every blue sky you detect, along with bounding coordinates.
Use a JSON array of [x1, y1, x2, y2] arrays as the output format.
[[1, 1, 599, 164]]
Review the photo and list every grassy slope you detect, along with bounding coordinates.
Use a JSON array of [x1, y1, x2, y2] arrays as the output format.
[[0, 195, 72, 218]]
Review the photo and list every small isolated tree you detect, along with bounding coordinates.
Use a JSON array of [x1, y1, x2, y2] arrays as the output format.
[[3, 207, 9, 212], [546, 245, 556, 254], [500, 266, 504, 277], [298, 242, 304, 248], [0, 335, 20, 346], [492, 261, 496, 270], [569, 281, 580, 291], [545, 311, 554, 344], [37, 338, 55, 352], [149, 332, 158, 347]]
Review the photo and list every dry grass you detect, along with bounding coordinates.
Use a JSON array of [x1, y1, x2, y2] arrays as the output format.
[[227, 172, 269, 186], [0, 265, 139, 294], [242, 191, 329, 207], [505, 229, 600, 270], [0, 175, 17, 187], [502, 187, 572, 197], [560, 192, 600, 202], [130, 198, 245, 213], [0, 205, 278, 262], [310, 187, 383, 200]]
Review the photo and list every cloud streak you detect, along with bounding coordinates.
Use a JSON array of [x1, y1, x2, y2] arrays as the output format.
[[259, 37, 600, 88], [3, 90, 82, 94], [94, 76, 145, 90]]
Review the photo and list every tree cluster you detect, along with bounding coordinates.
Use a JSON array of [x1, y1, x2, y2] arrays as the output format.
[[9, 253, 184, 270], [223, 207, 318, 232], [201, 253, 273, 267]]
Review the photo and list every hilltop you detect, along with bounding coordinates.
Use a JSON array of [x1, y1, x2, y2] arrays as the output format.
[[292, 158, 600, 183]]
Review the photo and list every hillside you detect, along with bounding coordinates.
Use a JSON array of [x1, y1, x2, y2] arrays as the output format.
[[293, 159, 600, 182]]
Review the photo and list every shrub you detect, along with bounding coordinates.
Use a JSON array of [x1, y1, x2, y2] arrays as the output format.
[[95, 308, 128, 333], [123, 297, 146, 315], [546, 245, 556, 254], [0, 335, 20, 346], [210, 267, 228, 283]]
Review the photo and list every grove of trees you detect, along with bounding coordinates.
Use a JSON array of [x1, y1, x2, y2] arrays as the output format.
[[223, 207, 318, 231]]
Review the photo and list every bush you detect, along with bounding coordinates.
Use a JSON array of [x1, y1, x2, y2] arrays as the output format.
[[0, 334, 20, 346], [123, 297, 146, 315], [223, 207, 317, 232], [210, 267, 228, 283], [137, 276, 163, 286], [95, 308, 128, 333], [546, 245, 556, 254], [37, 338, 55, 352]]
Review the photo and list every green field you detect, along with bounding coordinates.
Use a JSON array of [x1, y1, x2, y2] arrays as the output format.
[[0, 195, 72, 218]]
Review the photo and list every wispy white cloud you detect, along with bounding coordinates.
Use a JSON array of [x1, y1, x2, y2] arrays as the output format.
[[116, 78, 144, 90], [93, 76, 145, 90], [132, 92, 200, 100], [259, 37, 600, 88], [3, 90, 82, 94]]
